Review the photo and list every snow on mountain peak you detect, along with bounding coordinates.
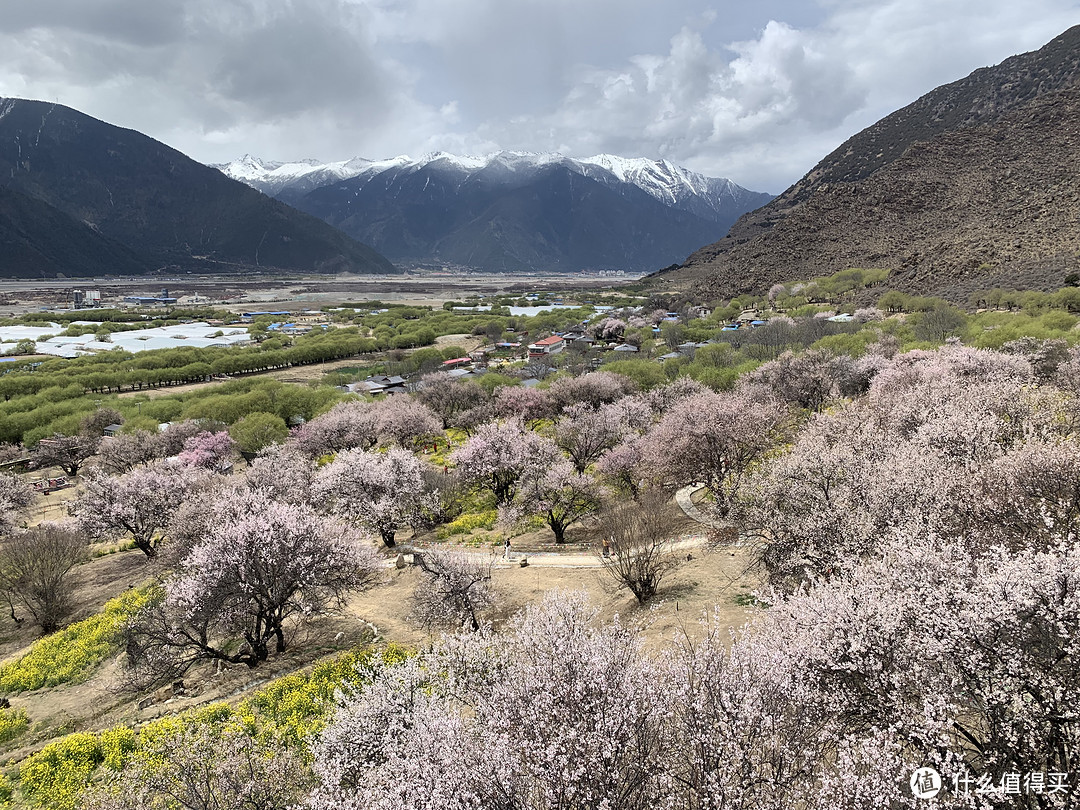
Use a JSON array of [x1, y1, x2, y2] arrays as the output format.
[[215, 150, 761, 213], [579, 154, 722, 202], [580, 154, 655, 181], [222, 155, 282, 180]]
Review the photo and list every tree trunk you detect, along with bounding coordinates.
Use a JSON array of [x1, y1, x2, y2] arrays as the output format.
[[250, 638, 269, 663], [550, 514, 567, 544]]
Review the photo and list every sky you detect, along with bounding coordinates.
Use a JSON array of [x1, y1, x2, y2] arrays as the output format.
[[0, 0, 1077, 193]]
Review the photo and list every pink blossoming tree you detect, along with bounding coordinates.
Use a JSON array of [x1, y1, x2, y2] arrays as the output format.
[[315, 447, 441, 547], [642, 389, 789, 518], [177, 430, 236, 473], [292, 401, 378, 458], [500, 459, 602, 544], [126, 491, 382, 685], [450, 419, 562, 505], [72, 465, 200, 558]]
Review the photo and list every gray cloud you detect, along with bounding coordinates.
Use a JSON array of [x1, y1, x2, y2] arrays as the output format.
[[208, 4, 389, 120], [480, 0, 1080, 190], [0, 0, 1076, 191], [0, 0, 407, 152], [0, 0, 187, 46], [486, 20, 868, 190]]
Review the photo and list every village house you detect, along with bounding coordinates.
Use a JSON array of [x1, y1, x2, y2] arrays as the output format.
[[527, 335, 565, 358]]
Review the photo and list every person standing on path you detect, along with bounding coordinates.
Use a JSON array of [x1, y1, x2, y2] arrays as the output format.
[[504, 538, 511, 560]]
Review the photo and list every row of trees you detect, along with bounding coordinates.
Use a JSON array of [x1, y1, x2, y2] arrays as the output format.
[[0, 330, 382, 403]]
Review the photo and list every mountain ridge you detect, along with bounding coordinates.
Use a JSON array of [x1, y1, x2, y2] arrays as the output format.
[[0, 98, 398, 278], [661, 25, 1080, 301], [216, 151, 773, 273]]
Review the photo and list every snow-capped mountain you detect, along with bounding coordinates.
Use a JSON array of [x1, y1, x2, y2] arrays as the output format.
[[575, 155, 757, 223], [213, 151, 773, 273], [216, 155, 382, 201], [216, 151, 767, 221]]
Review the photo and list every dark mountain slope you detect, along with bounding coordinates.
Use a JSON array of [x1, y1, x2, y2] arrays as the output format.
[[664, 25, 1080, 300], [298, 162, 732, 272], [0, 98, 397, 276], [0, 185, 148, 278]]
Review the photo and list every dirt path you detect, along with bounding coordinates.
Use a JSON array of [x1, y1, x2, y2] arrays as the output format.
[[115, 356, 373, 400], [401, 531, 710, 569]]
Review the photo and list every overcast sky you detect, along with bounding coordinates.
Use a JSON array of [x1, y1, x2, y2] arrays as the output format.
[[0, 0, 1077, 192]]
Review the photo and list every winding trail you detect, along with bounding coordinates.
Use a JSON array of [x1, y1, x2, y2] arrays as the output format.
[[399, 484, 724, 569], [674, 483, 727, 529]]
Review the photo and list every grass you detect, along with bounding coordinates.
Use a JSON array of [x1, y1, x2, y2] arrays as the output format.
[[732, 591, 768, 608]]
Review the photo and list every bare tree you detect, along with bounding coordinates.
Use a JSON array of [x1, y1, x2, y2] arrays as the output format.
[[33, 433, 100, 477], [411, 549, 497, 632], [0, 522, 88, 633], [596, 490, 681, 604]]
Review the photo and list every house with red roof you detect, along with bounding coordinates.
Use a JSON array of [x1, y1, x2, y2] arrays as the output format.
[[527, 335, 565, 358]]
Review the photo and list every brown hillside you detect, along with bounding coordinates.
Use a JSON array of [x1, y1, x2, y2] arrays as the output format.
[[664, 25, 1080, 301]]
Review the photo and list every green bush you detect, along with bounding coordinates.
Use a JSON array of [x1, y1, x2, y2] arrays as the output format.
[[600, 358, 666, 389], [229, 411, 289, 454], [0, 588, 153, 694]]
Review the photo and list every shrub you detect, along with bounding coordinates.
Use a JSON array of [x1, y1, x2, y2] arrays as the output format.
[[0, 706, 29, 745], [437, 510, 499, 538]]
